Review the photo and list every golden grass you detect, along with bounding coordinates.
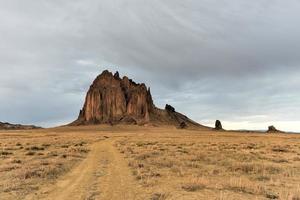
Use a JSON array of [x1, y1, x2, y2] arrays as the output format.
[[0, 129, 104, 200], [1, 125, 300, 200], [115, 128, 300, 199]]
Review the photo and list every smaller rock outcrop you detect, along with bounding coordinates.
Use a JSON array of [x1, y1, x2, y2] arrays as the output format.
[[165, 104, 175, 112], [215, 120, 223, 130], [267, 125, 282, 133]]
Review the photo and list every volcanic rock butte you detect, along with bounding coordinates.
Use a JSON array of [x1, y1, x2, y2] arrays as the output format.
[[71, 70, 209, 129]]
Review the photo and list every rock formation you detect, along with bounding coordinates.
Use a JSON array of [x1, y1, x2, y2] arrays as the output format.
[[72, 70, 153, 125], [0, 122, 41, 130], [165, 104, 175, 113], [71, 70, 209, 129], [267, 125, 282, 133], [215, 120, 223, 130]]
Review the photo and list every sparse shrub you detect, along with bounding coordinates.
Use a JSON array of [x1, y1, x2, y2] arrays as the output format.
[[44, 166, 66, 179], [265, 191, 279, 199], [246, 143, 257, 150], [42, 143, 51, 147], [225, 177, 265, 195], [152, 159, 174, 168], [272, 158, 288, 163], [11, 159, 22, 164], [49, 152, 58, 157], [292, 195, 300, 200], [182, 183, 205, 192], [137, 163, 144, 168], [78, 148, 89, 153], [26, 151, 35, 156], [151, 193, 169, 200], [75, 142, 86, 147], [211, 169, 221, 175], [41, 162, 49, 166], [256, 175, 271, 181], [177, 149, 189, 154], [136, 153, 151, 160], [132, 170, 143, 180], [182, 178, 208, 192], [0, 151, 12, 156], [293, 157, 300, 161], [26, 146, 44, 151], [229, 162, 281, 175], [272, 146, 289, 153], [24, 170, 41, 179], [190, 153, 206, 162]]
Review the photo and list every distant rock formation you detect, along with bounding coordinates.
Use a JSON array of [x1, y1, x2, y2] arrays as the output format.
[[0, 122, 41, 130], [71, 70, 209, 129], [267, 125, 282, 133], [215, 120, 223, 130]]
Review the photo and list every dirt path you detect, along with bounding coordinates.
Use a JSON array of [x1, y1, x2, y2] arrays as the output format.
[[26, 139, 146, 200]]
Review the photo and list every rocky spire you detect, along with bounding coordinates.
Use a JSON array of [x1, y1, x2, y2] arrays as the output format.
[[215, 120, 223, 130], [74, 70, 154, 125]]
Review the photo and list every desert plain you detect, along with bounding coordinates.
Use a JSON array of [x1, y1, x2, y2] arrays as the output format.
[[0, 125, 299, 200]]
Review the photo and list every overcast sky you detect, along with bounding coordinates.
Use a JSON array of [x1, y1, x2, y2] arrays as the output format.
[[1, 0, 300, 131]]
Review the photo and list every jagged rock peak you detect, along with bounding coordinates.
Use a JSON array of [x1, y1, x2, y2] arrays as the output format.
[[165, 104, 175, 112], [114, 71, 120, 79], [73, 70, 155, 125]]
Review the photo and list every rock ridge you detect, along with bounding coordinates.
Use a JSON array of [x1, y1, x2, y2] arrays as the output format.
[[0, 122, 41, 130]]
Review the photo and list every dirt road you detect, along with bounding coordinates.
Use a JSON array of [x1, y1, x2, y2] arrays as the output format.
[[26, 139, 146, 200]]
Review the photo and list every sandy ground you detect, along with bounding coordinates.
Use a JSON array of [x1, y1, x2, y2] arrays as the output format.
[[25, 139, 145, 200]]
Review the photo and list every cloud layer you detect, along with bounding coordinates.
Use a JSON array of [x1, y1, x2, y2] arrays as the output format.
[[1, 0, 300, 131]]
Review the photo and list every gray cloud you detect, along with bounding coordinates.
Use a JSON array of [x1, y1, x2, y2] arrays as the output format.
[[0, 0, 300, 131]]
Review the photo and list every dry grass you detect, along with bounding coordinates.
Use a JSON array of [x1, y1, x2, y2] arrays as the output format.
[[1, 125, 300, 200], [0, 128, 104, 200], [116, 128, 300, 199]]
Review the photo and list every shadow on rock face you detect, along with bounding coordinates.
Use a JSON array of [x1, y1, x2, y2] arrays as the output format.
[[178, 122, 187, 129]]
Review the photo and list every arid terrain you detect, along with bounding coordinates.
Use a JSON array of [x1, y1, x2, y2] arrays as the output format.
[[1, 125, 300, 200]]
